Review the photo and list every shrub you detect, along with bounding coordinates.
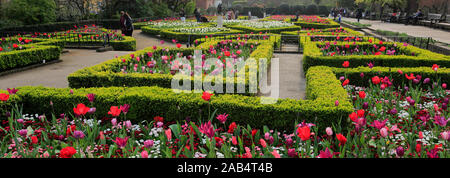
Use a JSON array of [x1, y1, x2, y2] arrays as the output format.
[[0, 38, 62, 72], [7, 66, 352, 130], [302, 41, 450, 72]]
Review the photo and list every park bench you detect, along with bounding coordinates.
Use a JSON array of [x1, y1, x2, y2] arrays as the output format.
[[419, 13, 440, 26], [433, 15, 450, 30]]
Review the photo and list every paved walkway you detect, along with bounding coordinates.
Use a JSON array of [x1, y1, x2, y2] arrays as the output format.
[[261, 53, 306, 100], [0, 30, 176, 89], [343, 17, 450, 44]]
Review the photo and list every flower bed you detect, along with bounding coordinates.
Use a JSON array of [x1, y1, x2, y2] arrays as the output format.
[[303, 41, 450, 72], [0, 37, 63, 72], [67, 36, 278, 94], [4, 65, 448, 158], [226, 21, 301, 34], [292, 16, 340, 29], [3, 66, 352, 132], [29, 26, 136, 51]]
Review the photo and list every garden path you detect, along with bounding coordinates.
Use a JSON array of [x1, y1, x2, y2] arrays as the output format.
[[0, 30, 176, 89], [342, 17, 450, 44], [260, 53, 306, 100]]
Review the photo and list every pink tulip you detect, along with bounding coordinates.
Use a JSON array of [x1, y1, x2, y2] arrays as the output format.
[[165, 128, 172, 141], [380, 128, 388, 138], [260, 139, 267, 148], [326, 127, 333, 136], [141, 151, 148, 158], [232, 136, 237, 145]]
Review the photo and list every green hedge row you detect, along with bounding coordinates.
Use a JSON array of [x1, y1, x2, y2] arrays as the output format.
[[302, 41, 450, 73], [3, 66, 352, 130], [330, 66, 450, 87], [68, 37, 278, 94], [0, 38, 63, 72], [281, 27, 363, 36], [225, 24, 301, 34]]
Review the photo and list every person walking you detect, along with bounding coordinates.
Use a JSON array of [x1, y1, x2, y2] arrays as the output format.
[[120, 11, 127, 36], [194, 8, 201, 22], [356, 8, 363, 22], [124, 12, 134, 36]]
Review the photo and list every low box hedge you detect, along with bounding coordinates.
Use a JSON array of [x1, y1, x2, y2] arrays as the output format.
[[0, 38, 63, 72], [302, 41, 450, 73], [281, 27, 363, 36], [3, 66, 352, 130], [68, 37, 279, 95]]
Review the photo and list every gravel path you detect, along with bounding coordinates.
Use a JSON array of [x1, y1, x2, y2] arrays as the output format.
[[0, 30, 176, 89]]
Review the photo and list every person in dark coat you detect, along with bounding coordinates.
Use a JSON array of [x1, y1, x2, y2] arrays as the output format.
[[356, 8, 363, 22], [120, 11, 127, 35], [124, 12, 134, 36], [194, 8, 201, 22]]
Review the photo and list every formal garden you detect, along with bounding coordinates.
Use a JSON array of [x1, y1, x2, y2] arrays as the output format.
[[0, 0, 448, 159]]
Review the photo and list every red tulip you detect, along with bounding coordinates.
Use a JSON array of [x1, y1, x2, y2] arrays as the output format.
[[202, 91, 213, 101], [0, 93, 10, 102], [342, 79, 349, 86], [432, 64, 439, 71], [31, 136, 38, 144], [73, 103, 90, 116], [405, 73, 416, 80], [176, 43, 182, 48], [60, 146, 76, 158], [297, 126, 311, 141], [358, 91, 366, 99], [342, 61, 349, 68], [336, 134, 347, 146], [379, 46, 386, 52], [349, 112, 357, 122], [108, 106, 121, 117], [372, 76, 381, 85], [357, 109, 365, 118]]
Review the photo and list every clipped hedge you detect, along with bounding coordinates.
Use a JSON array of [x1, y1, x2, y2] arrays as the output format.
[[68, 37, 278, 94], [302, 41, 450, 73], [330, 66, 450, 87], [225, 24, 301, 34], [0, 38, 63, 72], [281, 27, 363, 36], [5, 65, 352, 130]]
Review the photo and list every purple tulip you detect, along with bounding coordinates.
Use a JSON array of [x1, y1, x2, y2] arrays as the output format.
[[362, 102, 368, 109], [404, 86, 409, 91], [18, 129, 27, 137], [73, 130, 85, 139], [423, 78, 430, 84], [144, 140, 154, 148], [88, 107, 96, 114], [396, 146, 405, 157], [390, 108, 397, 115], [442, 103, 447, 110]]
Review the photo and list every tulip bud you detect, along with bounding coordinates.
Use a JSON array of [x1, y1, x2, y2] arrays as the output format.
[[335, 100, 339, 106], [380, 128, 388, 138], [144, 140, 154, 148], [362, 102, 369, 109], [396, 146, 404, 157], [111, 118, 117, 126], [443, 83, 447, 89], [326, 127, 333, 136], [360, 72, 364, 78], [125, 120, 132, 129], [70, 89, 73, 94]]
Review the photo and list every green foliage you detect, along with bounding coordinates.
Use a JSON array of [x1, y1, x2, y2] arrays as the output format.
[[302, 41, 450, 72], [0, 38, 62, 72], [3, 0, 56, 25], [6, 65, 352, 130], [67, 38, 278, 94]]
